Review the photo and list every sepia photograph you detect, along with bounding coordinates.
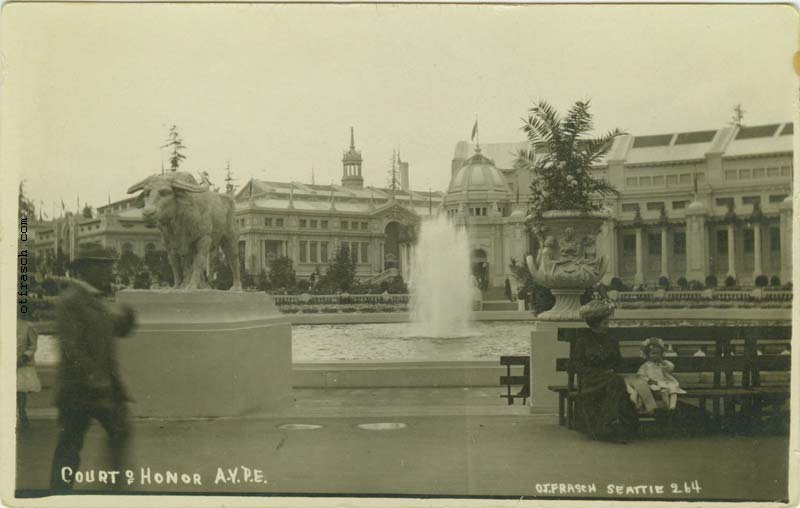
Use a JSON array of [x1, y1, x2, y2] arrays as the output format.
[[1, 2, 797, 506]]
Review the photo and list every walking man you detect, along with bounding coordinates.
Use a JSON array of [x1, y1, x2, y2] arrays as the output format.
[[50, 249, 136, 491]]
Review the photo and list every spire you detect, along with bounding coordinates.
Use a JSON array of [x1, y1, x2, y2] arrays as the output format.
[[288, 183, 295, 210], [342, 127, 364, 189], [311, 165, 315, 185], [329, 186, 336, 211], [368, 189, 376, 211]]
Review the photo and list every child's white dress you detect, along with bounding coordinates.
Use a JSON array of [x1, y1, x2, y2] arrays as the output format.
[[637, 360, 687, 394]]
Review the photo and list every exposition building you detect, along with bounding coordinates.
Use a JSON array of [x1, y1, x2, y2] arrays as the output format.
[[446, 122, 794, 288], [30, 122, 793, 288], [30, 129, 444, 284]]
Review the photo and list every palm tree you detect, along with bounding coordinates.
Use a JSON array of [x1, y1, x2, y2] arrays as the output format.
[[516, 100, 623, 219]]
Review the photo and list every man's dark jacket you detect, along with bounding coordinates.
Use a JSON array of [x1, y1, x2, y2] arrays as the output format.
[[55, 280, 136, 410]]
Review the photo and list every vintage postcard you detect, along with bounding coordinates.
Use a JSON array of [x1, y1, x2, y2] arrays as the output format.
[[1, 2, 797, 507]]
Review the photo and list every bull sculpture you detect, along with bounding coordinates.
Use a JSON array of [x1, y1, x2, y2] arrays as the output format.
[[127, 172, 242, 291]]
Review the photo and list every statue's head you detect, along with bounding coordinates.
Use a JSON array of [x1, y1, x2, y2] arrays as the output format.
[[127, 172, 205, 224], [544, 236, 556, 247]]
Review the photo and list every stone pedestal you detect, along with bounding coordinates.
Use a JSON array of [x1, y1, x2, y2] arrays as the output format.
[[529, 319, 584, 412], [115, 290, 292, 418]]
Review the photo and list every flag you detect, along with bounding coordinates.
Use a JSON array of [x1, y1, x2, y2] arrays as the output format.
[[471, 120, 478, 142], [60, 199, 65, 212]]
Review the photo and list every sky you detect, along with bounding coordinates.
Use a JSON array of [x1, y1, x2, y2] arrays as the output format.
[[1, 3, 797, 216]]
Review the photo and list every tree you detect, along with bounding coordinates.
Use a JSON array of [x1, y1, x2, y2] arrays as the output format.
[[82, 203, 93, 219], [210, 248, 233, 290], [268, 256, 296, 289], [730, 104, 745, 127], [162, 125, 187, 172], [224, 161, 238, 195], [115, 251, 143, 285], [320, 243, 357, 292], [144, 249, 174, 286], [386, 149, 401, 193], [18, 180, 36, 221], [516, 100, 623, 237]]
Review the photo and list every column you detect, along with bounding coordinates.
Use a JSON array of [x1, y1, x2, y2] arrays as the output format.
[[634, 227, 644, 285], [608, 222, 619, 279], [660, 227, 669, 279], [752, 223, 762, 279], [685, 200, 709, 282], [726, 223, 736, 279], [779, 197, 793, 283]]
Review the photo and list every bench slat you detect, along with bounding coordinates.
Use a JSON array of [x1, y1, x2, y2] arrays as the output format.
[[499, 356, 530, 366], [558, 326, 791, 343], [500, 376, 528, 385]]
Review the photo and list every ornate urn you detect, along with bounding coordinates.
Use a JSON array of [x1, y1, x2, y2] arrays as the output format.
[[525, 209, 609, 321]]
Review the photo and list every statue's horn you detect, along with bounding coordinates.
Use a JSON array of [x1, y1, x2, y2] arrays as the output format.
[[127, 176, 153, 194], [170, 179, 206, 193]]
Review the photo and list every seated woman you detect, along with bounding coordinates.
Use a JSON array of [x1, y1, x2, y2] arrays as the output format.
[[575, 300, 639, 443]]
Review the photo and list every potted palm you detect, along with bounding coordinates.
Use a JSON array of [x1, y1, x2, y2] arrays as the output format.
[[519, 100, 623, 320]]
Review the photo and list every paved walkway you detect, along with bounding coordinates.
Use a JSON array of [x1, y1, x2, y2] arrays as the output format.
[[15, 388, 789, 502]]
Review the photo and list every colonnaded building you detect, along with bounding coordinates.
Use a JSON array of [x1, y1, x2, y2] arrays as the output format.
[[30, 122, 794, 288]]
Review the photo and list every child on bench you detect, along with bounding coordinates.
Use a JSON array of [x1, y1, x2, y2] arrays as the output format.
[[638, 338, 686, 411]]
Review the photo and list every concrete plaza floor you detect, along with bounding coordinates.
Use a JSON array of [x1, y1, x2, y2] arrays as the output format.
[[15, 387, 789, 502]]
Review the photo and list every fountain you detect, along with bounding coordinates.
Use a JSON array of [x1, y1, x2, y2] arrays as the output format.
[[410, 213, 474, 337]]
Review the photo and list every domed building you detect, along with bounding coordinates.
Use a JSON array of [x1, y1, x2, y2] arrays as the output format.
[[448, 120, 794, 289], [444, 145, 530, 289]]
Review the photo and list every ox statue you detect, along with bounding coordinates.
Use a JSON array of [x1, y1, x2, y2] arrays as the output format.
[[127, 172, 242, 291]]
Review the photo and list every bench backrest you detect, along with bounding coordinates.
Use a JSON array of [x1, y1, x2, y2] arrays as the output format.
[[556, 325, 791, 391]]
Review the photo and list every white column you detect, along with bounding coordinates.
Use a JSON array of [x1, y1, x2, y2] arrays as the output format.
[[685, 202, 709, 282], [726, 223, 736, 279], [634, 227, 644, 285], [779, 197, 793, 283], [753, 223, 762, 279], [660, 227, 669, 278]]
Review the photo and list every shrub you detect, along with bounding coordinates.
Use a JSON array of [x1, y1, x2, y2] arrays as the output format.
[[133, 271, 151, 290], [321, 306, 339, 313], [658, 276, 670, 289], [301, 307, 319, 314], [704, 275, 718, 288], [724, 276, 737, 288], [41, 278, 61, 296], [770, 275, 781, 287], [676, 277, 688, 290], [609, 277, 625, 292], [755, 275, 769, 287], [688, 280, 705, 291]]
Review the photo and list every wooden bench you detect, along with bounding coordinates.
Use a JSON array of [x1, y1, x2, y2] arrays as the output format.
[[548, 325, 791, 430], [499, 355, 530, 405]]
